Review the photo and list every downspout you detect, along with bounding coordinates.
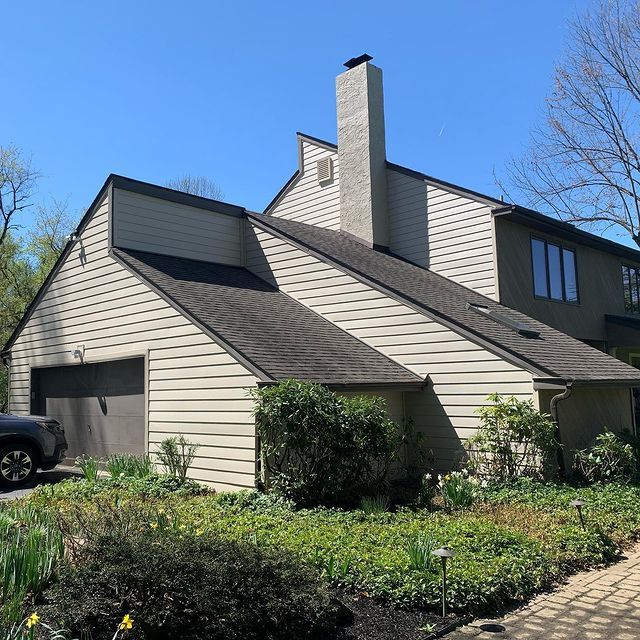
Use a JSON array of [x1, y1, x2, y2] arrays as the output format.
[[549, 379, 573, 478]]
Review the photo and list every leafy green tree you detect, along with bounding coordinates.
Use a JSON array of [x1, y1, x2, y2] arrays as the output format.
[[1, 204, 75, 411]]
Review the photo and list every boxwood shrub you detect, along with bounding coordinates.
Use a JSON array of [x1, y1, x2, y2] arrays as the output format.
[[36, 530, 342, 640]]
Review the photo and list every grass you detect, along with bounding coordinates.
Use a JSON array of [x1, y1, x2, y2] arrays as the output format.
[[105, 453, 155, 479], [15, 478, 640, 615], [0, 504, 64, 627]]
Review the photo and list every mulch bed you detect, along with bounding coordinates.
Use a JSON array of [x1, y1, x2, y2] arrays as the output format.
[[335, 590, 466, 640]]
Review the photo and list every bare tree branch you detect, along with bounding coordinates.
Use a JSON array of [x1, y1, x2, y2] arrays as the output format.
[[0, 145, 39, 247], [165, 175, 223, 200], [505, 0, 640, 247]]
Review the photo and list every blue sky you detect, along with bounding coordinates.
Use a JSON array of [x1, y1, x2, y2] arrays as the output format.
[[3, 1, 587, 234]]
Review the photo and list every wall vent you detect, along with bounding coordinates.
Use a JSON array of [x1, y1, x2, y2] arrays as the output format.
[[316, 157, 334, 184]]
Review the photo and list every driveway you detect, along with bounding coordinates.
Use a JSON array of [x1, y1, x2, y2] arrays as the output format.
[[449, 545, 640, 640], [0, 467, 81, 501]]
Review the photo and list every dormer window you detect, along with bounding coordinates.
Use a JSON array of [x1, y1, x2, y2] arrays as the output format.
[[531, 237, 579, 303], [622, 264, 640, 313]]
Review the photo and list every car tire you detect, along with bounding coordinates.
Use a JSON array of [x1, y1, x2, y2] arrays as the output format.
[[0, 443, 38, 489]]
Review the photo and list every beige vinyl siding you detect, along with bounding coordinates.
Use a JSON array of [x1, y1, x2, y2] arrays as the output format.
[[268, 139, 497, 297], [112, 188, 243, 266], [387, 169, 428, 268], [268, 140, 341, 230], [426, 185, 497, 298], [9, 193, 258, 491], [246, 223, 533, 466]]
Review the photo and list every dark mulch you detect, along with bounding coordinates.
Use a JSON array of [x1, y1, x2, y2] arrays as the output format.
[[335, 590, 464, 640]]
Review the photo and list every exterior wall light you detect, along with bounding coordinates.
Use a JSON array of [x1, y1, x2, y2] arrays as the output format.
[[570, 499, 586, 530], [72, 344, 85, 361], [432, 546, 456, 617]]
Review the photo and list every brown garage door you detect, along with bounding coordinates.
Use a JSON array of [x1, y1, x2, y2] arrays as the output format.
[[32, 358, 145, 458]]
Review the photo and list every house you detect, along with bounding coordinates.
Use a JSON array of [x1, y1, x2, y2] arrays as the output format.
[[3, 55, 640, 489]]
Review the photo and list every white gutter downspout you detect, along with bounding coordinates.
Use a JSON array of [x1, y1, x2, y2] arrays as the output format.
[[549, 379, 574, 477]]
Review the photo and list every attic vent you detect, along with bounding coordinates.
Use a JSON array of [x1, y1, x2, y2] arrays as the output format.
[[317, 157, 334, 184], [466, 303, 541, 339]]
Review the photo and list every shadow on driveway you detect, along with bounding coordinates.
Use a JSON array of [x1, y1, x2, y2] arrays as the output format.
[[0, 467, 82, 501]]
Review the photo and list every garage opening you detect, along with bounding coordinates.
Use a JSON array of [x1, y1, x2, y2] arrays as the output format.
[[31, 358, 145, 459]]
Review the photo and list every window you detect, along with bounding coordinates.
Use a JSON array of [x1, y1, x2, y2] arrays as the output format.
[[622, 264, 640, 313], [531, 238, 579, 303]]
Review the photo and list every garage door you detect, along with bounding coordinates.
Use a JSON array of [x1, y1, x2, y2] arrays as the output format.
[[32, 358, 145, 458]]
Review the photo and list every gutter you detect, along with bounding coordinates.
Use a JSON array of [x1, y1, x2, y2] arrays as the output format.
[[533, 377, 640, 389], [492, 204, 640, 264], [256, 379, 428, 391], [549, 379, 574, 477]]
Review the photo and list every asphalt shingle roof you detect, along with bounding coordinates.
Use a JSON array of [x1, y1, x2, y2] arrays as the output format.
[[112, 248, 423, 387], [250, 214, 640, 385]]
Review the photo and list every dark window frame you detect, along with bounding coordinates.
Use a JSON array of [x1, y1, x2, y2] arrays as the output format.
[[622, 264, 640, 314], [530, 236, 579, 304]]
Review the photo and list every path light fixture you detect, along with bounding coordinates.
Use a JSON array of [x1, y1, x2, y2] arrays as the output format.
[[570, 499, 586, 530], [432, 546, 456, 617]]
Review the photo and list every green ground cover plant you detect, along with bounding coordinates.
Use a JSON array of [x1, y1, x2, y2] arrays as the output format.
[[25, 479, 640, 614], [11, 476, 640, 623]]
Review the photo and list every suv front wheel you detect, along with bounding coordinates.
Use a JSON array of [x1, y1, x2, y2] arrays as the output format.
[[0, 443, 38, 488]]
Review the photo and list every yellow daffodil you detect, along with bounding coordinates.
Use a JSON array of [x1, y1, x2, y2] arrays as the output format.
[[195, 528, 204, 536], [119, 614, 134, 630], [26, 613, 40, 629], [150, 522, 158, 529]]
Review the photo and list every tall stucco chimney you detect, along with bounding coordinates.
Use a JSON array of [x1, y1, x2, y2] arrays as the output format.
[[336, 54, 389, 248]]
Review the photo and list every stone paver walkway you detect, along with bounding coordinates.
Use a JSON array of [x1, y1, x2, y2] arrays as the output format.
[[448, 545, 640, 640]]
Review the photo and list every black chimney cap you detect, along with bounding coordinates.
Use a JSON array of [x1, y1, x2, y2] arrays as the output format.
[[344, 54, 373, 69]]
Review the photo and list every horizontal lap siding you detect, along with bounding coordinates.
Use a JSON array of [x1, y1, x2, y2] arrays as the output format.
[[268, 141, 341, 230], [9, 194, 258, 490], [388, 170, 428, 268], [113, 189, 243, 266], [246, 224, 533, 467], [427, 185, 497, 298]]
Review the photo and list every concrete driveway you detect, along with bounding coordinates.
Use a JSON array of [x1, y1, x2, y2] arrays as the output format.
[[0, 467, 81, 501], [449, 544, 640, 640]]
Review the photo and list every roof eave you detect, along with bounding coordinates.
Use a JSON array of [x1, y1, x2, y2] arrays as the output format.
[[110, 174, 246, 218], [493, 205, 640, 263], [257, 379, 428, 391], [533, 376, 640, 389]]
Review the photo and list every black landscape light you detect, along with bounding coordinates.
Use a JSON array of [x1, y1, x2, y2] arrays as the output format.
[[432, 546, 456, 617], [570, 499, 586, 530]]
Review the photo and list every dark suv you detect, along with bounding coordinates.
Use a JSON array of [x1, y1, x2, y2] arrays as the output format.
[[0, 413, 68, 488]]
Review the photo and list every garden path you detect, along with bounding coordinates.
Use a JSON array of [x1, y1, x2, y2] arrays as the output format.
[[448, 544, 640, 640]]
